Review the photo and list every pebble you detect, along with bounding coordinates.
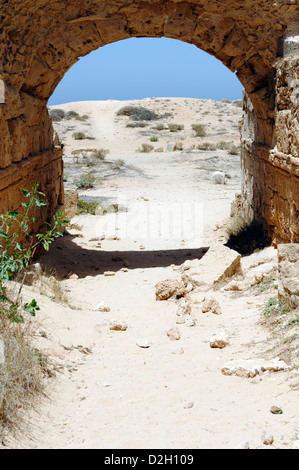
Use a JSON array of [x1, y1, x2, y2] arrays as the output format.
[[236, 441, 250, 449], [109, 320, 128, 331], [136, 338, 152, 348], [167, 327, 181, 341], [104, 271, 115, 276], [210, 332, 229, 349], [270, 406, 283, 415], [262, 432, 274, 445], [94, 301, 110, 312]]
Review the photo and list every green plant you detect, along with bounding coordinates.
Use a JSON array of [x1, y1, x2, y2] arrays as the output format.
[[192, 123, 206, 137], [150, 136, 158, 142], [139, 143, 154, 153], [77, 200, 99, 215], [75, 173, 96, 189], [197, 142, 217, 151], [92, 149, 110, 161], [0, 182, 69, 323], [168, 123, 184, 132], [72, 131, 86, 140], [0, 315, 47, 429]]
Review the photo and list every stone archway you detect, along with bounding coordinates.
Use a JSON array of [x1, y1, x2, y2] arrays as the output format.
[[0, 1, 298, 243]]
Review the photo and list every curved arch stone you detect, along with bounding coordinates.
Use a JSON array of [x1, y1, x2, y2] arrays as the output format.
[[0, 0, 298, 242]]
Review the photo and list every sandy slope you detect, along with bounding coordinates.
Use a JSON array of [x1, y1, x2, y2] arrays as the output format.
[[2, 99, 299, 450]]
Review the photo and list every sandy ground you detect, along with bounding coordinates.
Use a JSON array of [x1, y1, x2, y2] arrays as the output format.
[[2, 98, 299, 450]]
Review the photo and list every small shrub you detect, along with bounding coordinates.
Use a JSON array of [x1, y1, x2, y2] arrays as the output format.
[[77, 200, 99, 215], [112, 159, 125, 170], [92, 149, 110, 161], [155, 123, 166, 131], [192, 123, 206, 137], [139, 143, 154, 153], [75, 173, 96, 189], [168, 123, 184, 132], [126, 122, 148, 128], [117, 106, 160, 121], [72, 132, 86, 140], [197, 142, 217, 151], [150, 136, 158, 142], [217, 141, 231, 150], [228, 145, 240, 155], [49, 109, 65, 122]]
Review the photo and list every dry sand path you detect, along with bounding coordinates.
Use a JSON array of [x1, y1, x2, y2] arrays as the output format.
[[5, 145, 299, 450]]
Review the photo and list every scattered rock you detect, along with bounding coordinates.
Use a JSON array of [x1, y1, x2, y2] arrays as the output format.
[[167, 327, 181, 341], [177, 299, 191, 316], [270, 406, 283, 415], [223, 280, 244, 291], [211, 171, 226, 184], [167, 142, 175, 152], [221, 358, 288, 378], [176, 316, 186, 324], [183, 402, 194, 409], [109, 320, 128, 331], [236, 441, 250, 449], [262, 432, 274, 445], [171, 347, 184, 355], [102, 382, 112, 387], [104, 271, 116, 277], [185, 318, 196, 327], [67, 273, 79, 280], [94, 301, 110, 312], [136, 338, 152, 348], [210, 332, 229, 349], [123, 260, 130, 267], [155, 279, 188, 301], [202, 297, 222, 315], [181, 243, 241, 290], [277, 243, 299, 300], [120, 268, 128, 272]]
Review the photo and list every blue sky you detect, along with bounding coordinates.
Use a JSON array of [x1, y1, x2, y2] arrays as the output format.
[[49, 37, 243, 106]]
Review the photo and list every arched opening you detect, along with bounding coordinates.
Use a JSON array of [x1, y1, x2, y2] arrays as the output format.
[[0, 1, 298, 243], [46, 37, 246, 258]]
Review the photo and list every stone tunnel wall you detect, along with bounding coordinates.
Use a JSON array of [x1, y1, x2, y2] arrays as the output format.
[[0, 0, 298, 243], [240, 54, 299, 244]]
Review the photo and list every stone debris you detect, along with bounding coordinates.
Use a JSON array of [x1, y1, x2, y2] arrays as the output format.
[[104, 271, 116, 277], [277, 243, 299, 300], [176, 299, 191, 316], [270, 406, 283, 415], [136, 338, 152, 348], [221, 358, 288, 378], [236, 441, 250, 449], [223, 280, 244, 291], [201, 297, 222, 315], [155, 279, 188, 301], [109, 320, 128, 331], [211, 171, 226, 184], [176, 316, 186, 324], [94, 301, 110, 312], [181, 243, 241, 290], [210, 332, 229, 349], [185, 318, 196, 327], [67, 273, 79, 280], [262, 432, 274, 446], [167, 327, 181, 341]]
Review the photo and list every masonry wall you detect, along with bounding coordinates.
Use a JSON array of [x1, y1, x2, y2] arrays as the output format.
[[240, 55, 299, 244]]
